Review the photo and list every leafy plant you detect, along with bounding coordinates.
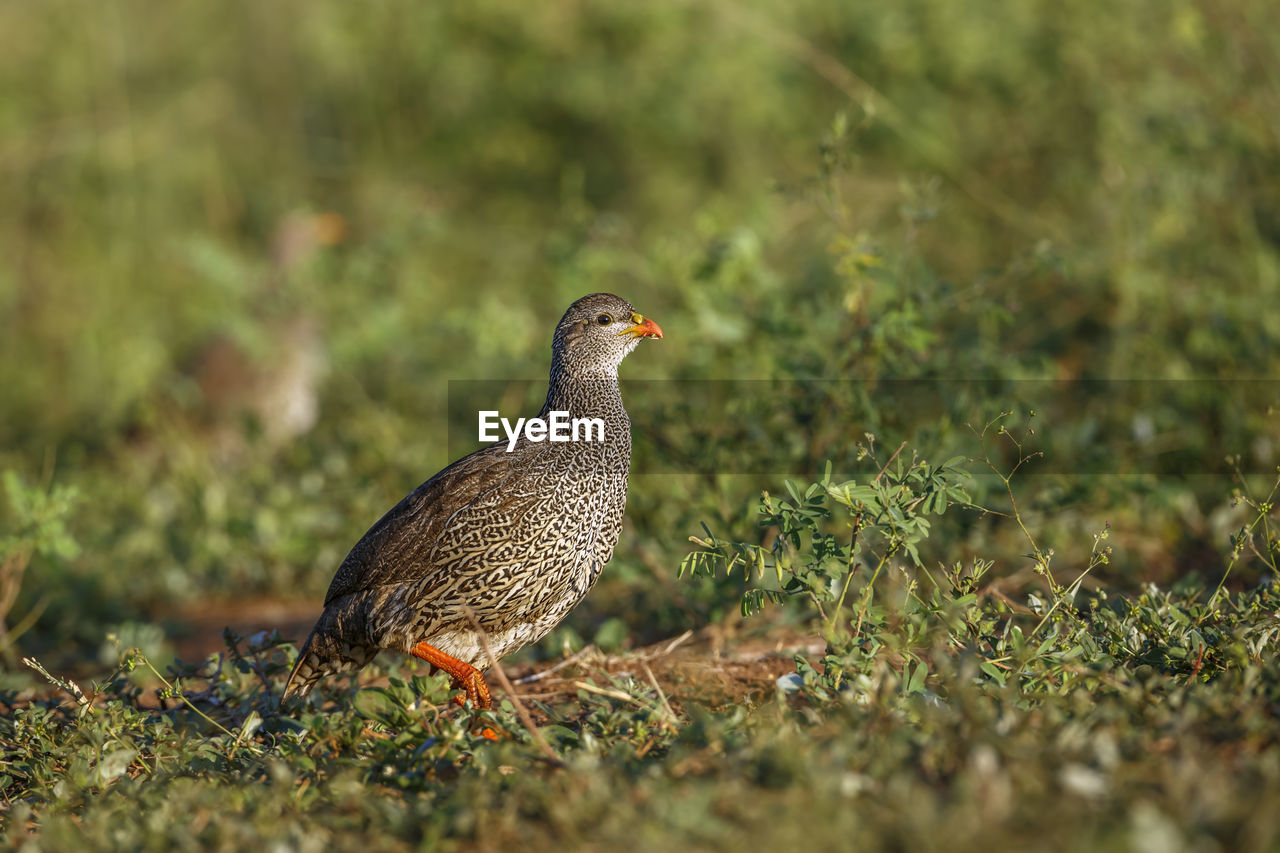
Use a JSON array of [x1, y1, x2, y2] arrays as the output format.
[[0, 472, 79, 665], [682, 438, 971, 631], [681, 422, 1279, 708]]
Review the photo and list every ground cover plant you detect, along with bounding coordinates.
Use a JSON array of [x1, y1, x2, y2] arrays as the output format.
[[2, 0, 1280, 849], [4, 442, 1280, 850]]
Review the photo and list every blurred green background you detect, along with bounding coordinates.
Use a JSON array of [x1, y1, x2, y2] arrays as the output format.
[[2, 0, 1278, 673]]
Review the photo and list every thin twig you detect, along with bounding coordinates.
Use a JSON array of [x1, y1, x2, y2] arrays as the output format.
[[829, 510, 865, 636], [625, 630, 697, 663], [514, 644, 598, 684], [575, 677, 677, 732], [874, 441, 909, 484], [639, 661, 678, 725], [135, 655, 263, 756], [23, 656, 89, 708], [574, 681, 646, 704], [658, 629, 695, 657], [2, 592, 50, 664], [853, 548, 897, 637], [463, 607, 562, 766], [827, 440, 909, 638]]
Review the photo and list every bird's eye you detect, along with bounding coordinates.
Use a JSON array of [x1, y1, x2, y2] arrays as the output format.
[[596, 313, 612, 326]]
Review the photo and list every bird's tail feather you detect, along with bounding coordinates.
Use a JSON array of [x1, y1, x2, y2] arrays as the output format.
[[281, 623, 376, 701], [282, 631, 324, 700]]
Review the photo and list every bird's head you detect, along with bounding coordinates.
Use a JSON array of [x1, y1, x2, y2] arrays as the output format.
[[552, 293, 663, 376]]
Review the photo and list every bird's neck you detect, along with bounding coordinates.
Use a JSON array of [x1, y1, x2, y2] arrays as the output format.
[[541, 367, 627, 426]]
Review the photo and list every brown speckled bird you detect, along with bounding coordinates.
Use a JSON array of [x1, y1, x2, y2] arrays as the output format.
[[283, 293, 662, 707]]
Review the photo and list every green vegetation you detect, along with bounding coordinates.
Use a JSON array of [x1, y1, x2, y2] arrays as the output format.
[[2, 0, 1279, 849]]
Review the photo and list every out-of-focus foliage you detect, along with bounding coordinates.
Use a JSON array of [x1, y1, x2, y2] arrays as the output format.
[[0, 473, 80, 667], [2, 0, 1280, 846], [4, 0, 1278, 660]]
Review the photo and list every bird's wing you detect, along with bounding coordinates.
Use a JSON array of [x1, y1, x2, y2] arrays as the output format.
[[322, 441, 547, 606]]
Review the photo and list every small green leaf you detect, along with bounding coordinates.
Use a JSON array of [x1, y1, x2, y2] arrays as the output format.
[[907, 661, 928, 694], [96, 749, 137, 784], [980, 661, 1006, 685], [354, 688, 404, 725]]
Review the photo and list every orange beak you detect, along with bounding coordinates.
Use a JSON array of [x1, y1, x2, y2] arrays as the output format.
[[620, 311, 664, 340]]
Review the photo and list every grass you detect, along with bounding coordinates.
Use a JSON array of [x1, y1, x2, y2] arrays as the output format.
[[4, 439, 1280, 850], [2, 0, 1280, 848]]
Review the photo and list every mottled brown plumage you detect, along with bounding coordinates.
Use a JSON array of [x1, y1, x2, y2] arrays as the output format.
[[283, 294, 662, 705]]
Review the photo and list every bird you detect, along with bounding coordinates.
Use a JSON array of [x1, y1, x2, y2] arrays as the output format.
[[283, 293, 663, 708]]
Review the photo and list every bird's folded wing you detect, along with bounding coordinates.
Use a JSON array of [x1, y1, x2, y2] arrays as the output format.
[[322, 442, 547, 605]]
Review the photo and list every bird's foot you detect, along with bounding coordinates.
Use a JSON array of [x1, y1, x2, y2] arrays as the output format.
[[410, 640, 493, 710], [449, 668, 493, 709], [448, 671, 500, 740]]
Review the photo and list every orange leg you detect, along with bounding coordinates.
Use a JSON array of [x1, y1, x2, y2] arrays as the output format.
[[410, 641, 492, 709]]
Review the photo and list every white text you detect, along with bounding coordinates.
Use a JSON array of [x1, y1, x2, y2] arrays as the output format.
[[478, 410, 606, 452]]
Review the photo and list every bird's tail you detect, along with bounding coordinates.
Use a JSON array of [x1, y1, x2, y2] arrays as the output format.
[[282, 631, 325, 700], [282, 617, 376, 701]]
